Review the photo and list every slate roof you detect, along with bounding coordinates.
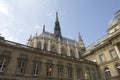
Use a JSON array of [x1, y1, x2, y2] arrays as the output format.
[[39, 31, 76, 45]]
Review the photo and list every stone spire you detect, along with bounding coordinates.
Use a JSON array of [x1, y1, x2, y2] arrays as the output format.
[[78, 33, 85, 52], [35, 32, 38, 37], [54, 12, 62, 39], [43, 25, 45, 32], [29, 34, 32, 40], [78, 32, 83, 41]]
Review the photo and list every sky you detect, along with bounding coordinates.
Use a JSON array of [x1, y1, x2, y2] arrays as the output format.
[[0, 0, 120, 46]]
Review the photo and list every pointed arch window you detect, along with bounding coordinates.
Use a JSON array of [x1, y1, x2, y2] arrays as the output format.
[[37, 42, 42, 49], [61, 47, 66, 56], [104, 67, 111, 78], [44, 42, 48, 51], [70, 49, 75, 58], [51, 44, 57, 54]]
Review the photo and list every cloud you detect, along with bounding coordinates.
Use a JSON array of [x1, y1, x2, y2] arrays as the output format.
[[0, 26, 18, 42], [0, 1, 10, 16], [0, 0, 17, 42]]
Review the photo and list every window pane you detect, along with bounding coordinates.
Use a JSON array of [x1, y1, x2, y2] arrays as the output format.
[[105, 68, 111, 78], [0, 58, 8, 72], [16, 60, 25, 74], [110, 50, 117, 58], [116, 64, 120, 74], [99, 55, 105, 62], [33, 63, 39, 76]]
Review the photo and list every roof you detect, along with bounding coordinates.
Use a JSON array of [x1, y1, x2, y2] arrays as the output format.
[[85, 34, 108, 52], [108, 10, 120, 30], [39, 31, 76, 45]]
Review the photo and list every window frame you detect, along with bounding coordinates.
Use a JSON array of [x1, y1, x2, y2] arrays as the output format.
[[16, 58, 27, 76], [115, 63, 120, 75], [58, 65, 63, 78], [99, 54, 106, 62], [110, 49, 117, 58], [67, 63, 73, 79], [104, 67, 111, 78], [33, 63, 40, 77], [0, 56, 9, 73]]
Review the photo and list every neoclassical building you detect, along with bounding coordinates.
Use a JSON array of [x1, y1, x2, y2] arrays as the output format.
[[0, 13, 99, 80], [83, 10, 120, 80]]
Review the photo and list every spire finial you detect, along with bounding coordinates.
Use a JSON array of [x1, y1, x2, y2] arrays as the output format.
[[78, 32, 82, 41], [43, 25, 45, 32], [35, 32, 37, 37], [28, 34, 32, 40], [56, 12, 58, 21]]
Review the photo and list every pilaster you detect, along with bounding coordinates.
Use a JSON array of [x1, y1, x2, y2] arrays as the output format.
[[114, 45, 120, 58], [41, 37, 45, 50], [33, 38, 37, 48]]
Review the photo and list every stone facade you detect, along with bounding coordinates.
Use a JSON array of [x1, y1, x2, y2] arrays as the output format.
[[0, 13, 99, 80], [83, 10, 120, 80], [0, 10, 120, 80]]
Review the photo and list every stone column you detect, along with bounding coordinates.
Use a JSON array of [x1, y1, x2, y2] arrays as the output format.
[[41, 38, 45, 50], [67, 45, 70, 56], [114, 45, 120, 58], [75, 48, 79, 58], [33, 37, 37, 48], [58, 42, 61, 54], [48, 39, 51, 51], [75, 43, 79, 58]]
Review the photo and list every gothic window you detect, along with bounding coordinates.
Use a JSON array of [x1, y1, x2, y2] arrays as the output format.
[[67, 63, 73, 79], [33, 63, 39, 77], [70, 49, 75, 58], [115, 63, 120, 75], [110, 49, 117, 58], [104, 67, 111, 78], [37, 42, 41, 49], [61, 47, 66, 56], [0, 57, 9, 73], [16, 55, 27, 75], [44, 42, 48, 51], [51, 44, 57, 54]]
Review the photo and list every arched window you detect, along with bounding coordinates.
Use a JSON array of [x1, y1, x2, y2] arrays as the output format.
[[70, 49, 75, 58], [104, 67, 111, 78], [115, 63, 120, 74], [44, 42, 48, 51], [37, 42, 41, 49], [61, 46, 66, 56], [51, 44, 57, 54]]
